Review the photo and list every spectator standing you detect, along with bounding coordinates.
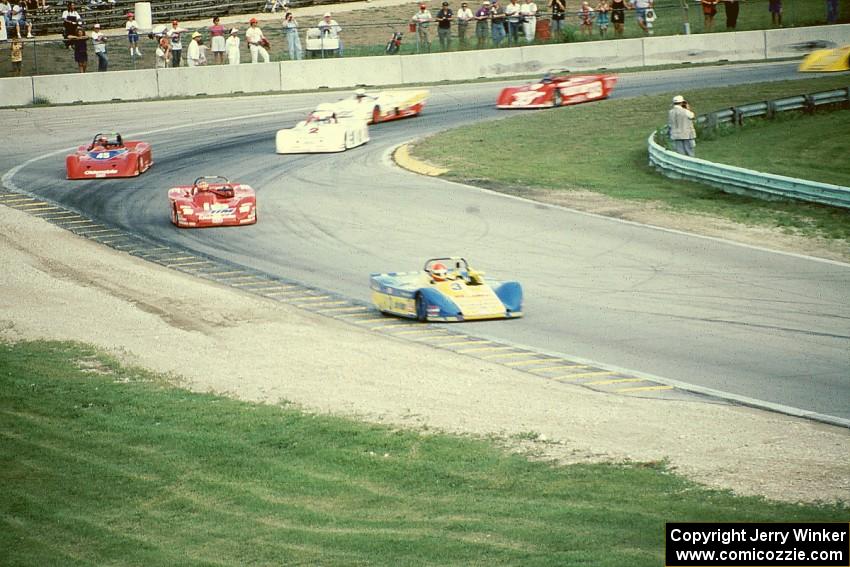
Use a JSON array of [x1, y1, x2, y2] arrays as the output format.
[[668, 95, 696, 157], [246, 18, 270, 63], [474, 0, 490, 47], [701, 0, 717, 31], [721, 0, 739, 28], [549, 0, 565, 34], [10, 36, 22, 76], [91, 23, 107, 71], [490, 0, 506, 46], [317, 12, 342, 56], [282, 11, 302, 60], [769, 0, 781, 26], [209, 16, 226, 64], [456, 2, 472, 47], [70, 26, 87, 72], [436, 1, 453, 50], [504, 0, 520, 45], [825, 0, 838, 24], [519, 0, 536, 42], [411, 3, 432, 52], [633, 0, 653, 34], [579, 1, 594, 35], [167, 19, 187, 67], [155, 35, 170, 68], [226, 27, 240, 64], [596, 0, 610, 35], [187, 31, 202, 66], [125, 12, 141, 56], [610, 0, 626, 36], [62, 2, 81, 42]]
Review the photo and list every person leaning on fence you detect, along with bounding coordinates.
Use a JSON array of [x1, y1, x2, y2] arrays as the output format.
[[668, 95, 696, 157], [318, 12, 342, 56], [504, 0, 520, 45], [456, 2, 472, 47], [519, 0, 537, 42], [549, 0, 565, 34], [187, 31, 202, 66], [474, 1, 490, 47], [610, 0, 626, 36], [632, 0, 653, 34], [91, 22, 107, 71], [596, 0, 610, 35], [69, 25, 88, 72], [490, 0, 506, 46], [246, 18, 270, 63], [435, 1, 453, 51], [226, 27, 240, 64], [411, 4, 432, 52]]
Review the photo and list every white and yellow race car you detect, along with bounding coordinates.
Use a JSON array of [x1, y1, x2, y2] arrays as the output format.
[[799, 44, 850, 72], [371, 257, 523, 322], [275, 105, 369, 154]]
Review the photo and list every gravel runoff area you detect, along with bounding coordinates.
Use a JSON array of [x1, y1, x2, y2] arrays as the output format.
[[2, 202, 848, 504]]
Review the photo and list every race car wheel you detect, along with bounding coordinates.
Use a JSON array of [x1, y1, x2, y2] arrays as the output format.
[[415, 293, 428, 322], [372, 106, 381, 124], [553, 90, 563, 107], [171, 203, 178, 225]]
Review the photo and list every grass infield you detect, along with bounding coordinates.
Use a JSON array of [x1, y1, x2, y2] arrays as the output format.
[[412, 75, 850, 243], [1, 340, 847, 566]]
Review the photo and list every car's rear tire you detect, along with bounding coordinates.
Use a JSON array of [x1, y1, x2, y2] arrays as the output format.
[[372, 106, 381, 124], [553, 90, 562, 107], [415, 293, 427, 322]]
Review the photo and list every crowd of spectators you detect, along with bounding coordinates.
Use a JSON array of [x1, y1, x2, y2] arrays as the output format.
[[2, 0, 843, 76]]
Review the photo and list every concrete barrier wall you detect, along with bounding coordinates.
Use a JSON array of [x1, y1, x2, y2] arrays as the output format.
[[643, 30, 765, 66], [32, 69, 159, 104], [521, 38, 644, 72], [156, 64, 283, 98], [765, 24, 850, 59], [1, 76, 34, 106], [3, 23, 848, 107], [282, 57, 403, 90]]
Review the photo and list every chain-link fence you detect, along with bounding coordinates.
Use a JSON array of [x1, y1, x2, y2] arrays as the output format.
[[0, 0, 844, 78]]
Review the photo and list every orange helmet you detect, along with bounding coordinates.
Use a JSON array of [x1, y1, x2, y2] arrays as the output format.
[[431, 263, 449, 281]]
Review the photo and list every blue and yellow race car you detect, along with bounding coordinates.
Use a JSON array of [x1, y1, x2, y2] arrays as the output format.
[[370, 257, 523, 322]]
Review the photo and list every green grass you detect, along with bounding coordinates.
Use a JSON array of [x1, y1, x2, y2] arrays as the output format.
[[1, 340, 847, 566], [413, 75, 850, 242]]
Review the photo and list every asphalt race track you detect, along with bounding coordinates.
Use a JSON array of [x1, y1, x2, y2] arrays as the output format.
[[5, 61, 850, 422]]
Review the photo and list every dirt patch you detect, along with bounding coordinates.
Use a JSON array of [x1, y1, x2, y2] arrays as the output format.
[[1, 203, 848, 505]]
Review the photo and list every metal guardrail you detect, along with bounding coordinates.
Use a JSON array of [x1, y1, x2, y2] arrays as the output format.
[[648, 88, 850, 209]]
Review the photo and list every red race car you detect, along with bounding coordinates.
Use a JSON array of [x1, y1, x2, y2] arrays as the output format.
[[496, 73, 618, 109], [66, 132, 153, 179], [168, 176, 257, 228]]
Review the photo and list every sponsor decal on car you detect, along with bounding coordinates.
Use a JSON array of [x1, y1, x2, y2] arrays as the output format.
[[84, 169, 119, 177]]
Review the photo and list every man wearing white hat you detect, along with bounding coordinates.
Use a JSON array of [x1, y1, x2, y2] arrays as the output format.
[[668, 95, 696, 157], [317, 12, 342, 56], [187, 31, 202, 66], [226, 27, 240, 65]]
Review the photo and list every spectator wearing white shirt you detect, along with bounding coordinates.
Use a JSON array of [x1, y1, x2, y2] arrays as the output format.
[[519, 0, 536, 42], [456, 2, 473, 47], [187, 31, 202, 66], [10, 4, 32, 38], [245, 18, 269, 63], [155, 35, 169, 68], [632, 0, 653, 34], [504, 0, 521, 45], [62, 1, 82, 42], [91, 23, 107, 71], [167, 19, 187, 67], [318, 12, 342, 56], [410, 3, 432, 53], [225, 27, 240, 64]]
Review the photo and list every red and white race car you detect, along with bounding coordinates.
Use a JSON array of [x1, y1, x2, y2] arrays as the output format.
[[332, 88, 429, 124], [66, 132, 153, 179], [496, 74, 618, 109], [168, 176, 257, 228]]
